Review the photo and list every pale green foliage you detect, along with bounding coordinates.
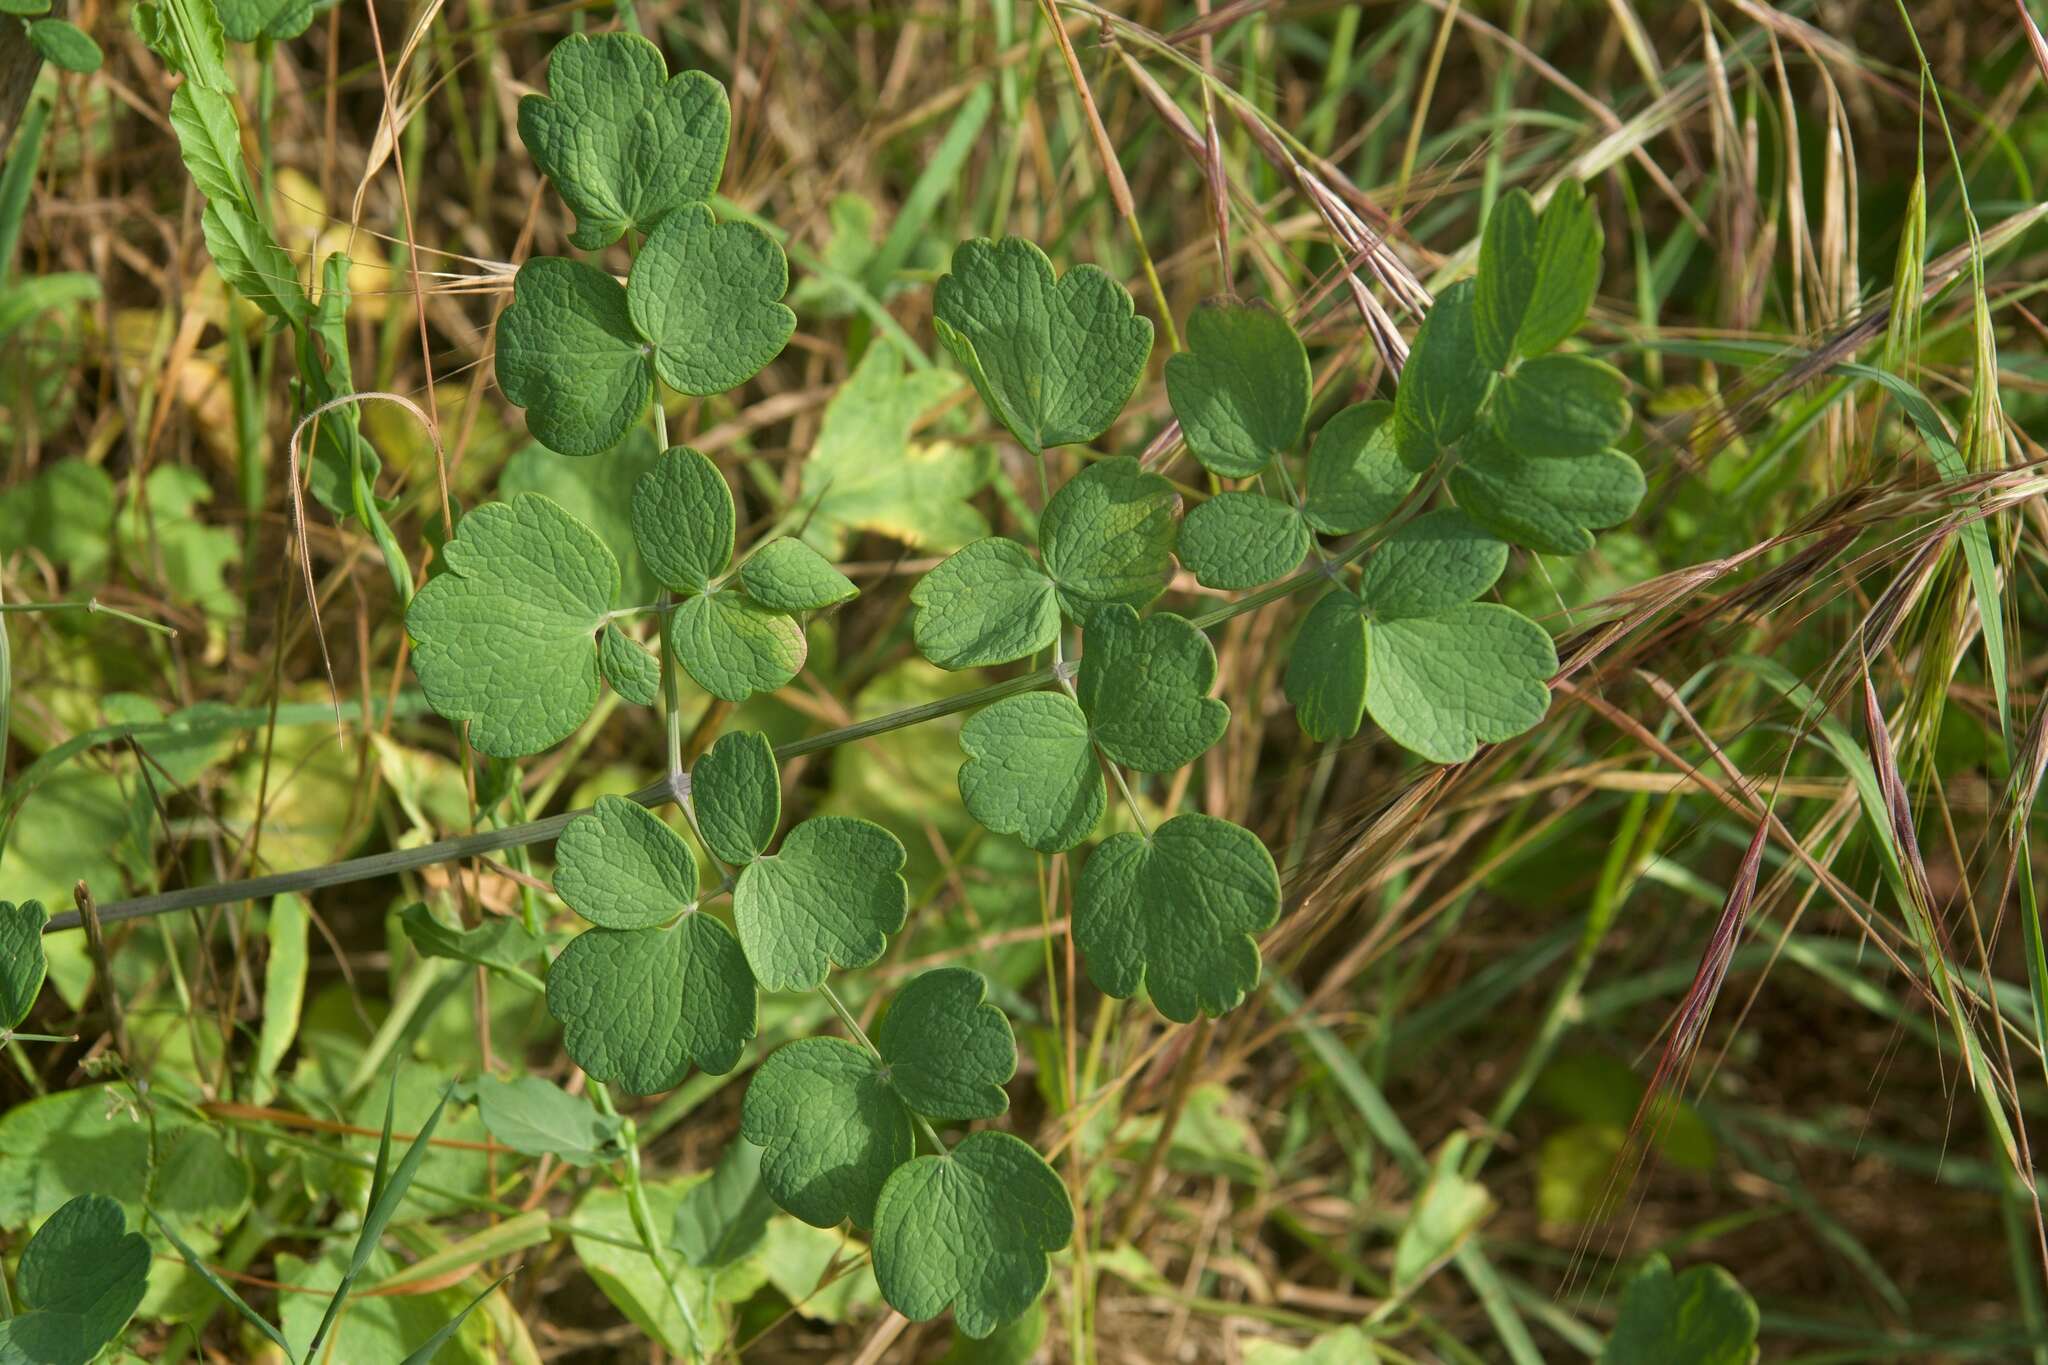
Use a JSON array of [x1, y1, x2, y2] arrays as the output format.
[[740, 538, 858, 612], [1600, 1254, 1760, 1365], [554, 795, 698, 930], [1451, 428, 1644, 554], [632, 445, 735, 594], [1076, 607, 1227, 773], [495, 259, 649, 458], [1491, 354, 1630, 458], [740, 1038, 913, 1229], [0, 1195, 149, 1364], [28, 19, 102, 73], [732, 816, 908, 991], [1474, 183, 1602, 369], [910, 537, 1059, 669], [0, 899, 47, 1030], [1180, 491, 1308, 589], [1392, 1136, 1494, 1290], [1393, 281, 1490, 468], [213, 0, 335, 42], [470, 1075, 623, 1168], [665, 590, 807, 702], [1164, 300, 1311, 478], [400, 902, 544, 979], [1039, 456, 1179, 617], [1302, 401, 1416, 534], [692, 730, 781, 866], [671, 1140, 773, 1270], [629, 204, 796, 397], [598, 625, 661, 706], [546, 914, 756, 1092], [874, 968, 1016, 1121], [957, 692, 1103, 853]]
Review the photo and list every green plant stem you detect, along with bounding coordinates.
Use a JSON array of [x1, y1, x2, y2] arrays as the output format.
[[591, 1084, 704, 1359], [0, 598, 178, 637], [819, 980, 947, 1155]]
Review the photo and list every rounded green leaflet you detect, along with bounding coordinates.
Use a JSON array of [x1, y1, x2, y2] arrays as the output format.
[[1075, 606, 1228, 773], [870, 1130, 1073, 1338], [631, 445, 734, 594], [1040, 456, 1180, 617], [909, 537, 1059, 670], [628, 203, 796, 397], [732, 816, 909, 991], [1491, 354, 1631, 459], [691, 729, 780, 865], [1283, 589, 1369, 742], [28, 19, 101, 73], [213, 0, 332, 42], [739, 537, 858, 612], [1474, 183, 1602, 370], [1163, 299, 1311, 478], [932, 236, 1153, 454], [739, 1037, 913, 1229], [1450, 427, 1644, 554], [598, 624, 661, 707], [1355, 509, 1509, 618], [1180, 490, 1309, 590], [956, 692, 1104, 853], [1074, 813, 1280, 1022], [875, 968, 1016, 1121], [1, 899, 49, 1030], [406, 494, 619, 758], [495, 257, 650, 458], [1364, 602, 1556, 764], [516, 32, 730, 251], [1600, 1253, 1758, 1365], [1392, 279, 1491, 471], [0, 1194, 149, 1365], [547, 913, 757, 1092], [1303, 400, 1416, 535], [665, 590, 806, 702], [553, 795, 697, 930]]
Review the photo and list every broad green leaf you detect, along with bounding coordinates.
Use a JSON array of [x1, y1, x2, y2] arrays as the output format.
[[871, 1131, 1072, 1338], [253, 894, 307, 1092], [0, 1195, 149, 1365], [1392, 280, 1489, 469], [406, 494, 619, 757], [501, 430, 663, 601], [1450, 428, 1644, 554], [910, 538, 1059, 669], [547, 913, 757, 1091], [28, 19, 102, 73], [1, 0, 51, 13], [1366, 604, 1555, 763], [516, 32, 729, 250], [631, 445, 734, 593], [554, 794, 698, 929], [732, 816, 908, 991], [1163, 300, 1310, 477], [932, 236, 1152, 454], [629, 203, 796, 396], [1491, 354, 1630, 458], [740, 538, 858, 612], [0, 459, 114, 576], [496, 258, 648, 457], [399, 903, 544, 983], [214, 0, 335, 41], [1600, 1253, 1760, 1365], [1283, 590, 1368, 741], [1355, 509, 1507, 618], [740, 1037, 913, 1229], [199, 199, 308, 326], [1474, 183, 1602, 368], [1076, 606, 1227, 772], [796, 344, 992, 556], [1179, 492, 1308, 589], [1392, 1135, 1494, 1291], [168, 85, 251, 206], [876, 968, 1015, 1121], [599, 625, 661, 706], [1039, 456, 1180, 617], [666, 590, 806, 702], [471, 1075, 623, 1167], [1074, 814, 1280, 1022], [957, 692, 1103, 854], [692, 730, 781, 865], [0, 899, 48, 1030], [672, 1138, 774, 1269], [1303, 400, 1416, 535], [568, 1182, 734, 1356]]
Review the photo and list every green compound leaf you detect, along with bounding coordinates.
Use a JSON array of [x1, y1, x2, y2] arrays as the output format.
[[1074, 813, 1280, 1022], [876, 968, 1016, 1122], [1475, 183, 1602, 370], [691, 729, 780, 866], [1076, 606, 1227, 773], [553, 795, 697, 930], [1600, 1253, 1759, 1365], [1491, 354, 1630, 459], [547, 913, 757, 1092], [665, 590, 806, 702], [1040, 456, 1180, 617], [1283, 590, 1369, 743], [1, 899, 49, 1030], [910, 537, 1059, 670], [740, 537, 858, 612], [732, 816, 909, 991], [871, 1130, 1072, 1338], [1355, 509, 1508, 618], [629, 203, 796, 397], [1450, 427, 1644, 554], [1163, 300, 1310, 478], [957, 692, 1103, 854], [1303, 400, 1417, 535], [631, 445, 734, 593], [1179, 491, 1308, 590], [1393, 280, 1491, 470], [516, 32, 729, 251], [214, 0, 336, 42], [407, 494, 619, 758], [1366, 604, 1556, 764], [932, 236, 1152, 454], [495, 258, 649, 457], [740, 1037, 913, 1229], [598, 625, 661, 707], [28, 19, 102, 73], [0, 1194, 149, 1365]]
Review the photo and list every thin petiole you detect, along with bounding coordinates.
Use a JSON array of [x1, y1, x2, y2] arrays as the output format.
[[819, 980, 948, 1155], [0, 599, 179, 638]]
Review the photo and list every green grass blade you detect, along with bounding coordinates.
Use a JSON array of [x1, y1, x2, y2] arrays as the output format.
[[147, 1208, 296, 1358], [396, 1270, 516, 1365]]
